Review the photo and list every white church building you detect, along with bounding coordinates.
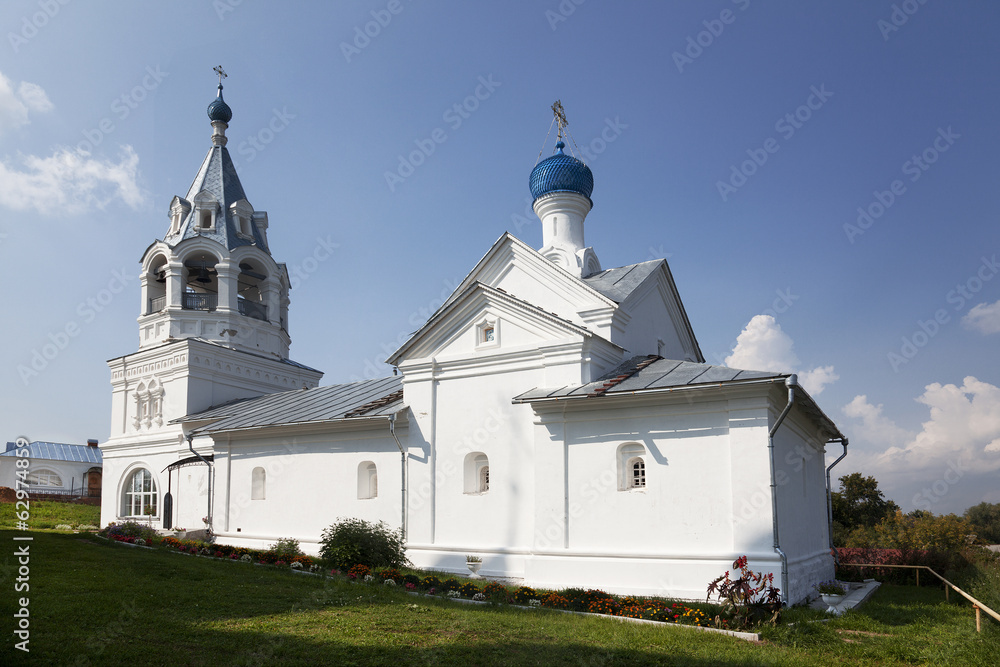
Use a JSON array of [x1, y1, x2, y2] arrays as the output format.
[[100, 81, 848, 605]]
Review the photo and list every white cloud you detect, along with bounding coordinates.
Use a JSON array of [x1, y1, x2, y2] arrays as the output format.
[[17, 81, 53, 113], [725, 314, 838, 395], [799, 365, 839, 396], [0, 72, 52, 135], [875, 376, 1000, 473], [962, 300, 1000, 335], [842, 395, 911, 446], [0, 146, 145, 215]]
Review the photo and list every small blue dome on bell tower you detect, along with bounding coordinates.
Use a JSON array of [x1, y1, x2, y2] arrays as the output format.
[[207, 85, 232, 123], [529, 141, 594, 203]]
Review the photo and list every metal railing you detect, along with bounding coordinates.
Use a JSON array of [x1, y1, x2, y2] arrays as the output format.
[[840, 562, 1000, 632], [238, 298, 267, 321], [182, 292, 217, 311], [148, 295, 166, 313]]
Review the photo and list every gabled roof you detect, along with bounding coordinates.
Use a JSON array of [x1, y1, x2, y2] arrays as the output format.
[[440, 232, 619, 313], [1, 441, 102, 464], [387, 281, 621, 365], [175, 376, 403, 434], [584, 259, 704, 363], [513, 355, 844, 440], [170, 145, 269, 252]]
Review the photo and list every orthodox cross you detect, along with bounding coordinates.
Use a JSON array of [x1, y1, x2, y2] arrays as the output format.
[[552, 100, 568, 141], [213, 65, 227, 86]]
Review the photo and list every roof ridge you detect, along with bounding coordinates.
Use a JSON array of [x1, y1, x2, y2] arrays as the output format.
[[588, 355, 660, 397], [343, 389, 404, 418]]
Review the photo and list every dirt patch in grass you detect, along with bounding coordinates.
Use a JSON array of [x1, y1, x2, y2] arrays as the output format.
[[836, 629, 892, 638]]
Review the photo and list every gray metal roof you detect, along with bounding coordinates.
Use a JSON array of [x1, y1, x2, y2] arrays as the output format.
[[513, 356, 783, 401], [1, 441, 102, 464], [170, 145, 269, 252], [512, 355, 844, 440], [582, 260, 663, 303], [178, 376, 404, 434]]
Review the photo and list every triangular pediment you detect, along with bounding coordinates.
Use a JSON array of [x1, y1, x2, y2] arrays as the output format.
[[388, 282, 618, 366], [439, 233, 618, 327]]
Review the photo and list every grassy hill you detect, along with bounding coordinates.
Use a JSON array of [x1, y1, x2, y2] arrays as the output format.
[[0, 500, 100, 530], [1, 531, 997, 665]]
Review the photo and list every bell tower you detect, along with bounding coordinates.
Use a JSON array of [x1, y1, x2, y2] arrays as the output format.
[[137, 69, 293, 359], [102, 71, 323, 530]]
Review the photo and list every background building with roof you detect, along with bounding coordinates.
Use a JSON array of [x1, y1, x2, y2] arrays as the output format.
[[1, 439, 103, 500], [102, 87, 846, 605]]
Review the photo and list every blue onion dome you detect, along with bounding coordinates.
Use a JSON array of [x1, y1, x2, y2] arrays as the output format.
[[529, 141, 594, 202], [207, 85, 232, 123]]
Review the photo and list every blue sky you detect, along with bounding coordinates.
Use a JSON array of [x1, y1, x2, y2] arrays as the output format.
[[1, 1, 997, 515]]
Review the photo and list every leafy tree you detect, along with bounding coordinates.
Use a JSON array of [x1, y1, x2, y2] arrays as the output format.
[[831, 472, 900, 530], [965, 502, 1000, 544]]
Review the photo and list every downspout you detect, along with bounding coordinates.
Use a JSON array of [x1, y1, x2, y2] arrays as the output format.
[[389, 414, 407, 542], [825, 438, 849, 562], [768, 374, 797, 606], [186, 433, 213, 535]]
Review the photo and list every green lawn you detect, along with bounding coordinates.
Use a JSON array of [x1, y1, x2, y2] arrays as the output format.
[[0, 500, 100, 530], [1, 531, 997, 666]]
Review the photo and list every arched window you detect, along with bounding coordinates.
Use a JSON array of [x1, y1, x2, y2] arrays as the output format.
[[618, 443, 647, 491], [358, 461, 377, 499], [27, 468, 62, 487], [122, 468, 158, 517], [629, 458, 646, 488], [251, 467, 266, 500], [464, 452, 490, 494]]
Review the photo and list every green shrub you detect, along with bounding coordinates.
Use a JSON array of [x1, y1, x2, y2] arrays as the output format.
[[267, 537, 304, 559], [458, 582, 479, 598], [319, 518, 407, 570], [440, 578, 460, 592], [421, 575, 441, 590]]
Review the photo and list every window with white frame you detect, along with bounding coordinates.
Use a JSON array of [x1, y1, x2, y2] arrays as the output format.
[[464, 452, 490, 494], [358, 461, 377, 499], [629, 458, 646, 488], [27, 468, 62, 487], [122, 468, 158, 517], [251, 467, 266, 500], [618, 443, 647, 491]]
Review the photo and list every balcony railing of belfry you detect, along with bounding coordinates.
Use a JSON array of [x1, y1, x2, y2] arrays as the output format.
[[238, 298, 267, 321], [182, 293, 218, 311], [150, 294, 265, 321]]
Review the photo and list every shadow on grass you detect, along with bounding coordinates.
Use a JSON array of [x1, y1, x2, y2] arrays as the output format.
[[0, 532, 798, 666]]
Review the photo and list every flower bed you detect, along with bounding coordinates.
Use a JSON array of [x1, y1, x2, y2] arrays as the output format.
[[99, 534, 769, 634]]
